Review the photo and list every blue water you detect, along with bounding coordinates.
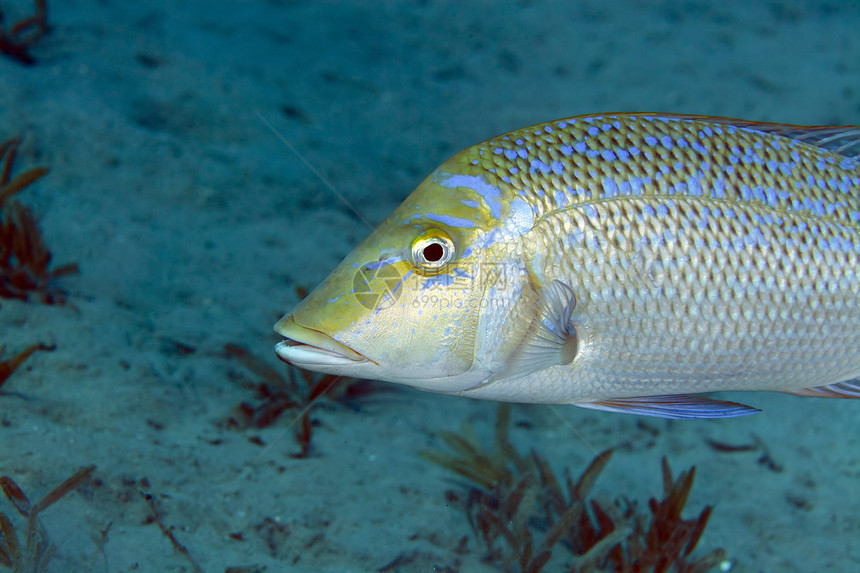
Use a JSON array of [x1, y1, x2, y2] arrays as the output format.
[[1, 1, 858, 571]]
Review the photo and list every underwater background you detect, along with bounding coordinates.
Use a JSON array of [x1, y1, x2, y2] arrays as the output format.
[[1, 0, 859, 571]]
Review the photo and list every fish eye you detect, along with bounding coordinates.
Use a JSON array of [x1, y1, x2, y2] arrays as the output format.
[[412, 229, 455, 270]]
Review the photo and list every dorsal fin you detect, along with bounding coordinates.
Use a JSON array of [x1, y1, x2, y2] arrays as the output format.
[[626, 113, 860, 157], [739, 124, 860, 157]]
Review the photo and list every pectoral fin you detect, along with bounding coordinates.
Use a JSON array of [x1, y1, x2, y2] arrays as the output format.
[[576, 394, 761, 419], [498, 279, 578, 381]]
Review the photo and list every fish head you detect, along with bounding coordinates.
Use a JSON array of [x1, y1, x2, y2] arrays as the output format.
[[274, 151, 528, 392]]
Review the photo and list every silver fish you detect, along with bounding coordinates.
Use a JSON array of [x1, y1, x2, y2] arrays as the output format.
[[274, 113, 860, 418]]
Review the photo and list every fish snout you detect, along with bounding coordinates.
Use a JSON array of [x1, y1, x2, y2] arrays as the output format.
[[274, 315, 369, 368]]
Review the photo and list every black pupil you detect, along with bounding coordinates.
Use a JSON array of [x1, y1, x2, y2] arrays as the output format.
[[423, 242, 444, 262]]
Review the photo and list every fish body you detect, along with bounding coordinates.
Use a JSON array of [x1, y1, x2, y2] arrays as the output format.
[[275, 113, 860, 418]]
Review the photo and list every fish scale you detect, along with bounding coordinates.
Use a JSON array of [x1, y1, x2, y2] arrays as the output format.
[[275, 113, 860, 419], [456, 115, 860, 402], [471, 115, 860, 226]]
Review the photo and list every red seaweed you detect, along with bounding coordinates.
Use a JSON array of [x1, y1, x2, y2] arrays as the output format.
[[223, 342, 392, 458], [0, 465, 95, 571], [0, 342, 54, 389], [0, 136, 78, 305], [0, 0, 49, 66], [421, 404, 726, 572]]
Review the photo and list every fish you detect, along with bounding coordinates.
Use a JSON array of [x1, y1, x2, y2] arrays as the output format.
[[274, 113, 860, 419]]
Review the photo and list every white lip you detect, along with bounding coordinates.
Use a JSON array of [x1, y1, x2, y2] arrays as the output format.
[[275, 339, 368, 366], [273, 316, 369, 367]]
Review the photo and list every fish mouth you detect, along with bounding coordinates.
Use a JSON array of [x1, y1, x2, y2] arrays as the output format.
[[274, 315, 370, 367]]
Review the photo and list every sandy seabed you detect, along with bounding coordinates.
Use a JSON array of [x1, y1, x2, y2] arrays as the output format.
[[1, 1, 859, 571]]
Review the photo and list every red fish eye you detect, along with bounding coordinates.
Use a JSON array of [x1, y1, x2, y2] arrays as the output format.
[[422, 242, 444, 262]]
